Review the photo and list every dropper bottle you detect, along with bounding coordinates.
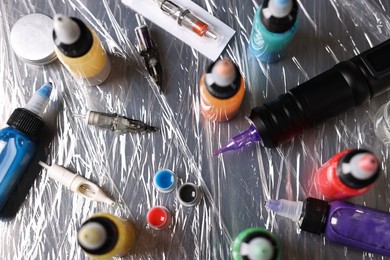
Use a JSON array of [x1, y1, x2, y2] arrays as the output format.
[[0, 82, 52, 211], [249, 0, 298, 62], [200, 59, 245, 122], [267, 197, 390, 257], [53, 14, 111, 86]]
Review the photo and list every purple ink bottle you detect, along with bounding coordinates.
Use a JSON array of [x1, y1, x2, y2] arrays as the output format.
[[266, 197, 390, 257]]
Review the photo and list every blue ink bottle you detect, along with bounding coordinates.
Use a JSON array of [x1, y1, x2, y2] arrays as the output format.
[[249, 0, 298, 63], [0, 82, 52, 210]]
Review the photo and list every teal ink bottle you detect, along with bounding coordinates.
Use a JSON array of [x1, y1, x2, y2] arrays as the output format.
[[249, 0, 298, 63], [0, 82, 52, 210]]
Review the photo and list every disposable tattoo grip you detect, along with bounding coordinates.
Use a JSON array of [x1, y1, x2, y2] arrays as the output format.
[[249, 39, 390, 147]]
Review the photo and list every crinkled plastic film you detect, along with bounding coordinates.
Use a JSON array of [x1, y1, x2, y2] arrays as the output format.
[[0, 0, 389, 259]]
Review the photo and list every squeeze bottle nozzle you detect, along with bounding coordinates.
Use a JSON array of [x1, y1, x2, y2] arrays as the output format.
[[53, 14, 81, 45], [39, 161, 115, 206], [265, 0, 293, 18], [25, 82, 52, 118], [266, 199, 303, 222]]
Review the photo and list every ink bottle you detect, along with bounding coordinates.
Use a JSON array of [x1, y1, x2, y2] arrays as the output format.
[[267, 197, 390, 257], [77, 212, 136, 259], [249, 0, 298, 63], [53, 14, 111, 86], [0, 82, 52, 210], [233, 227, 280, 260], [315, 149, 380, 200], [200, 59, 245, 122]]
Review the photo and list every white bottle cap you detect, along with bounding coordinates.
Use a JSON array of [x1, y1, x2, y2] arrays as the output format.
[[341, 152, 379, 180], [240, 237, 274, 260], [77, 222, 108, 250], [264, 0, 293, 19], [205, 59, 236, 87], [53, 14, 81, 45]]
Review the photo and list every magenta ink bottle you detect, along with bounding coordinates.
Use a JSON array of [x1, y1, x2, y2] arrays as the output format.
[[267, 197, 390, 257]]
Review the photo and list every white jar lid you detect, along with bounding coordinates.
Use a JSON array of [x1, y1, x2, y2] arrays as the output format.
[[10, 13, 57, 65]]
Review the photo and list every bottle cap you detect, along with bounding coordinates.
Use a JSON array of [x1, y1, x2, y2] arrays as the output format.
[[232, 227, 280, 260], [10, 13, 57, 65], [53, 14, 93, 58], [153, 169, 177, 193], [53, 14, 81, 44], [78, 222, 107, 250], [7, 108, 44, 138], [208, 59, 236, 87], [146, 206, 172, 230], [177, 183, 202, 207], [299, 197, 329, 234], [77, 216, 118, 255], [204, 59, 242, 99], [337, 149, 381, 189], [260, 0, 299, 33]]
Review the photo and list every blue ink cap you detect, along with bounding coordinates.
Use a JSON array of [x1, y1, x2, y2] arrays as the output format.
[[153, 169, 177, 193]]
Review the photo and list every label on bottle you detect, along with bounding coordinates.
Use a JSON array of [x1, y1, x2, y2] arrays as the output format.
[[326, 205, 390, 255]]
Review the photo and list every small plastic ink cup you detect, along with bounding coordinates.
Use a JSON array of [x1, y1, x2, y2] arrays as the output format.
[[147, 206, 172, 230], [177, 183, 202, 207], [153, 169, 177, 193]]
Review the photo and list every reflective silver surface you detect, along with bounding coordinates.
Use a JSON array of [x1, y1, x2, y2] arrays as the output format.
[[0, 0, 389, 259]]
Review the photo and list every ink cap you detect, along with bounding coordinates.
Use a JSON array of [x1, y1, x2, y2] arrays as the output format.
[[146, 206, 172, 230], [177, 182, 202, 207], [10, 13, 57, 65], [153, 169, 177, 193]]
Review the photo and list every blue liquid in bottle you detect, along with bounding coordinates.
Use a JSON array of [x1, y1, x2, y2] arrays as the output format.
[[249, 0, 299, 63], [0, 83, 52, 210]]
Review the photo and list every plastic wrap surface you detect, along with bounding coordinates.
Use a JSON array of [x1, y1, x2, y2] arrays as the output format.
[[0, 0, 389, 259]]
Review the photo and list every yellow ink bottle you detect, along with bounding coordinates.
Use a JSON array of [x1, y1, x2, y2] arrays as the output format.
[[53, 14, 111, 86], [77, 212, 136, 259]]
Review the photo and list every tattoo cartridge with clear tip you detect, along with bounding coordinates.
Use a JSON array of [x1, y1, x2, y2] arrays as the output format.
[[153, 0, 218, 40], [134, 13, 164, 93], [84, 110, 159, 133]]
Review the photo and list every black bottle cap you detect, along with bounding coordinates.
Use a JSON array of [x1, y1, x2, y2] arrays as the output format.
[[299, 197, 329, 234], [337, 149, 381, 189], [53, 17, 93, 58], [205, 60, 242, 99], [77, 216, 119, 255], [260, 0, 299, 33], [7, 108, 44, 139]]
